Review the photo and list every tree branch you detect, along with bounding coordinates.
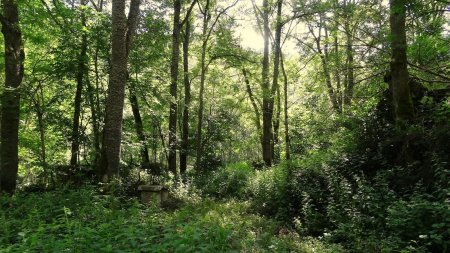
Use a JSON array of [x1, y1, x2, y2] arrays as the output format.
[[180, 0, 198, 27], [408, 61, 450, 81]]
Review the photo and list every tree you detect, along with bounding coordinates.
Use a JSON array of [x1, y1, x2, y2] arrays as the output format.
[[195, 0, 237, 170], [70, 0, 88, 167], [280, 52, 290, 160], [180, 17, 191, 175], [124, 0, 149, 172], [0, 0, 25, 194], [261, 0, 272, 166], [195, 0, 211, 171], [168, 0, 196, 176], [343, 0, 355, 108], [168, 0, 182, 176], [389, 0, 414, 123], [98, 0, 140, 181], [270, 0, 283, 163]]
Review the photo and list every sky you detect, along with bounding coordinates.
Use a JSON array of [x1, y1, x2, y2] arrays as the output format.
[[225, 0, 301, 55]]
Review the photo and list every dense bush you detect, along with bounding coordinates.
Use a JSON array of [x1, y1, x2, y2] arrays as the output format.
[[196, 162, 253, 199], [247, 164, 290, 219]]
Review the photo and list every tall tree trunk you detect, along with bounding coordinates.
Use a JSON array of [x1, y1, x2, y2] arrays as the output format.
[[129, 82, 150, 170], [195, 0, 210, 171], [37, 109, 46, 180], [243, 69, 262, 142], [35, 83, 50, 184], [261, 0, 272, 166], [389, 0, 414, 123], [180, 18, 191, 175], [98, 0, 128, 180], [86, 74, 101, 168], [243, 68, 264, 159], [333, 0, 342, 108], [0, 0, 25, 195], [125, 0, 148, 171], [98, 0, 140, 181], [271, 0, 283, 163], [70, 0, 88, 167], [168, 0, 181, 176], [90, 37, 102, 169], [280, 52, 290, 160], [273, 84, 281, 163], [343, 0, 355, 108]]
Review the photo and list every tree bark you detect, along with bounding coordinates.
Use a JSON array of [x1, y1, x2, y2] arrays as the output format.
[[333, 0, 342, 108], [125, 0, 149, 171], [273, 83, 281, 163], [270, 0, 283, 163], [70, 0, 88, 167], [389, 0, 414, 123], [180, 18, 191, 175], [261, 0, 272, 166], [129, 82, 150, 170], [98, 0, 140, 181], [195, 0, 211, 171], [86, 74, 101, 168], [168, 0, 181, 176], [280, 52, 290, 160], [98, 0, 128, 180], [0, 0, 25, 195], [243, 68, 263, 149], [343, 0, 355, 108], [35, 83, 50, 184]]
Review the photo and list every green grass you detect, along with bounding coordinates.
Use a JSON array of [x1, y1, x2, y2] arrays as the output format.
[[0, 187, 343, 252]]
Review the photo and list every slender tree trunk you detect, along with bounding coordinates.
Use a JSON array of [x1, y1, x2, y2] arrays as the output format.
[[242, 69, 262, 136], [98, 0, 128, 180], [243, 68, 264, 156], [36, 83, 50, 184], [195, 0, 210, 171], [271, 0, 283, 163], [129, 82, 150, 170], [37, 110, 46, 178], [343, 0, 355, 108], [168, 0, 181, 175], [180, 18, 191, 175], [261, 0, 272, 166], [0, 0, 25, 194], [86, 70, 101, 168], [90, 38, 102, 169], [273, 84, 281, 163], [124, 0, 148, 171], [314, 19, 340, 113], [70, 0, 88, 167], [389, 0, 414, 123], [280, 52, 290, 160], [333, 0, 342, 108]]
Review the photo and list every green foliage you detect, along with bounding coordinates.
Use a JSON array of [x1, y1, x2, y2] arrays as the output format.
[[387, 195, 450, 252], [247, 165, 290, 219], [197, 162, 253, 199], [0, 187, 342, 252]]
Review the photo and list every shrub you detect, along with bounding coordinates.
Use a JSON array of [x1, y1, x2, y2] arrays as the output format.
[[198, 162, 253, 199], [247, 164, 290, 219], [387, 195, 450, 252]]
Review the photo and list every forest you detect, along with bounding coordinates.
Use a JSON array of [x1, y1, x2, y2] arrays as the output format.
[[0, 0, 449, 252]]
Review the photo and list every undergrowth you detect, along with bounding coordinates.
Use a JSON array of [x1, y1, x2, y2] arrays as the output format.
[[0, 187, 343, 253]]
